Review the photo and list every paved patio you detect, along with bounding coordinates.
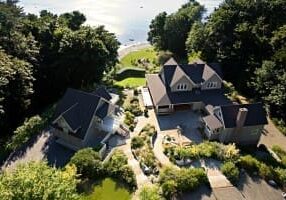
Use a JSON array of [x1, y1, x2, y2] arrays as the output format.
[[157, 110, 203, 143]]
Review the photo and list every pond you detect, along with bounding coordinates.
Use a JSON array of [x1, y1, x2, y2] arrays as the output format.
[[81, 178, 132, 200], [19, 0, 222, 45]]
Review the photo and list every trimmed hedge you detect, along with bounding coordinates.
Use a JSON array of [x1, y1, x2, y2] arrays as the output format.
[[115, 67, 145, 81]]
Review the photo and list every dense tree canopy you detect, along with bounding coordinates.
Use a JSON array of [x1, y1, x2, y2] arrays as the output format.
[[0, 49, 34, 132], [148, 0, 205, 56], [0, 1, 119, 142], [186, 0, 286, 127], [0, 162, 79, 200]]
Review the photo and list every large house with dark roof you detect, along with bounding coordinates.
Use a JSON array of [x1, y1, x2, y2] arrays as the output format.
[[52, 87, 128, 151], [146, 58, 268, 145]]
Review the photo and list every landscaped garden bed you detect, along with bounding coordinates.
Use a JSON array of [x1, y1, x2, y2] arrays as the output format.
[[123, 96, 143, 131], [131, 124, 160, 176], [164, 141, 240, 166]]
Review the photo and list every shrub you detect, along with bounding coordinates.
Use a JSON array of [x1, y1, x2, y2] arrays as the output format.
[[238, 155, 260, 173], [159, 166, 207, 198], [124, 111, 135, 130], [125, 98, 142, 116], [258, 163, 273, 180], [161, 180, 177, 199], [105, 150, 137, 189], [131, 136, 144, 149], [139, 185, 162, 200], [274, 168, 286, 186], [272, 145, 286, 167], [69, 148, 102, 178], [221, 162, 239, 184]]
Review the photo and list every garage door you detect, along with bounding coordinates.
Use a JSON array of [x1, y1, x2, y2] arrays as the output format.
[[174, 104, 192, 111]]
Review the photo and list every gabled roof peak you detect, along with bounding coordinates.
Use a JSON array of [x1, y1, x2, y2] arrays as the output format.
[[164, 57, 178, 66]]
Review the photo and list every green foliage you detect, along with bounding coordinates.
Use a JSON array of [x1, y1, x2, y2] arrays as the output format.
[[115, 77, 146, 89], [159, 166, 207, 198], [59, 11, 86, 31], [0, 161, 79, 200], [124, 97, 142, 116], [124, 111, 135, 131], [0, 49, 34, 134], [132, 124, 159, 172], [119, 47, 158, 69], [0, 1, 119, 144], [272, 145, 286, 167], [274, 168, 286, 186], [221, 162, 239, 184], [69, 148, 102, 178], [166, 142, 240, 162], [239, 155, 260, 173], [131, 136, 144, 149], [148, 1, 205, 56], [104, 150, 137, 189], [185, 0, 286, 125], [239, 155, 275, 180], [5, 106, 54, 153], [139, 185, 162, 200]]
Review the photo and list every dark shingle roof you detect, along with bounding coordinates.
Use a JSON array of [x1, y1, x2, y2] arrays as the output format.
[[96, 101, 115, 120], [53, 88, 113, 140], [220, 103, 268, 128], [160, 60, 222, 86], [180, 64, 205, 83], [146, 74, 232, 106], [93, 87, 112, 101]]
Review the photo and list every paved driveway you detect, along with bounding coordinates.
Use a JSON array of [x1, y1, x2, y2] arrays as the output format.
[[157, 110, 203, 143], [2, 129, 75, 171]]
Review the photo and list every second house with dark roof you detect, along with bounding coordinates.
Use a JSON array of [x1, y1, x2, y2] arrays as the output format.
[[52, 87, 129, 153]]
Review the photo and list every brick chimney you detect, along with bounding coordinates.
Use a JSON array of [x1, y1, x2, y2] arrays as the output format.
[[236, 107, 248, 128]]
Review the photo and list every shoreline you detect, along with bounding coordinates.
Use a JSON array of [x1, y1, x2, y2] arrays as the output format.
[[118, 42, 151, 60]]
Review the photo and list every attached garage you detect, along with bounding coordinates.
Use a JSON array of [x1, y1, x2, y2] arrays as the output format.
[[174, 103, 192, 111]]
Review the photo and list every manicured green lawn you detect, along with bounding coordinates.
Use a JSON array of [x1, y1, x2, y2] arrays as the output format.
[[114, 77, 146, 88], [119, 47, 157, 68], [81, 178, 132, 200]]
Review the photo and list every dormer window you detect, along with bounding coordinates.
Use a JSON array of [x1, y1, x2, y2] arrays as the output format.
[[207, 82, 217, 88], [177, 83, 187, 91]]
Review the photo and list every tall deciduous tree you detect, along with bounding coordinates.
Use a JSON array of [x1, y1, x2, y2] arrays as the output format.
[[0, 162, 79, 200], [0, 49, 34, 132], [148, 0, 205, 57]]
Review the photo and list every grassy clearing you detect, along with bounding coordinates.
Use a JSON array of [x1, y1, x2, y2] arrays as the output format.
[[114, 77, 146, 88], [81, 178, 132, 200], [119, 47, 157, 69]]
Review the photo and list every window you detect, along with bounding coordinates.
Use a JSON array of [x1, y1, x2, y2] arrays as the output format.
[[177, 83, 187, 91], [207, 82, 218, 88]]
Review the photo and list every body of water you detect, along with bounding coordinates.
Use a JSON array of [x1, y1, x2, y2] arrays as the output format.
[[19, 0, 222, 45]]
